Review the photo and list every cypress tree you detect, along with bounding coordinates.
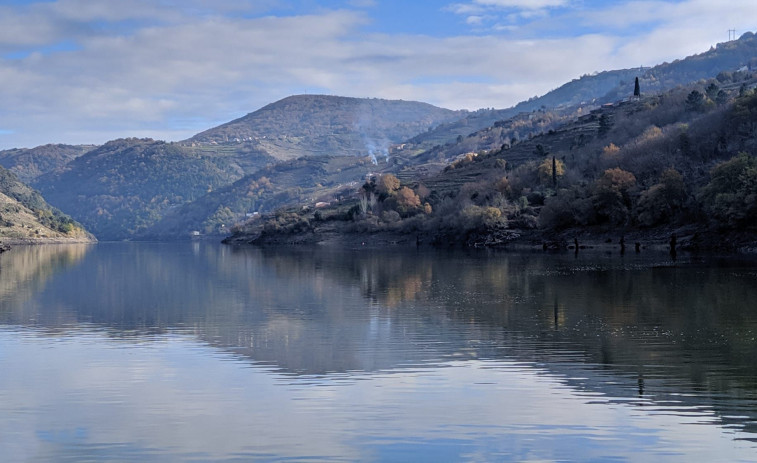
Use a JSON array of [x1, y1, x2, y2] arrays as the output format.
[[552, 156, 557, 188], [634, 77, 640, 97]]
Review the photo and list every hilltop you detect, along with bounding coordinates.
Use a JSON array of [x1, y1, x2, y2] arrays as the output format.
[[186, 95, 467, 160]]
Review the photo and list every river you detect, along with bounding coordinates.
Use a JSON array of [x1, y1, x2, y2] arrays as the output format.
[[1, 243, 756, 461]]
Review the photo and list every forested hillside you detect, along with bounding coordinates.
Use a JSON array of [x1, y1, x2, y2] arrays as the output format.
[[35, 138, 251, 240]]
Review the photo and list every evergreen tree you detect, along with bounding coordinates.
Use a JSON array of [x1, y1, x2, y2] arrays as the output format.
[[552, 156, 557, 188], [634, 77, 640, 97]]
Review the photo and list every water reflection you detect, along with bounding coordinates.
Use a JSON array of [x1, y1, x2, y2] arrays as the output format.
[[1, 243, 756, 460]]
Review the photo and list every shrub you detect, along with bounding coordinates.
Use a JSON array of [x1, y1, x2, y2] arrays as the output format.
[[461, 205, 507, 231], [381, 210, 401, 223]]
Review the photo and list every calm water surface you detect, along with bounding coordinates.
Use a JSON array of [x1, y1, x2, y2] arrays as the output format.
[[1, 242, 756, 461]]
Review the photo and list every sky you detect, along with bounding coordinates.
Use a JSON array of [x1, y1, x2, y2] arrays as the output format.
[[0, 0, 756, 149]]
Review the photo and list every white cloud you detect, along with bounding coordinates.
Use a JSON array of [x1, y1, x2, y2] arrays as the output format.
[[0, 0, 756, 149], [474, 0, 569, 8]]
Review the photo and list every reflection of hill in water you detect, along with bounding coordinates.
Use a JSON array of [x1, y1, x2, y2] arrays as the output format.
[[0, 244, 92, 328], [1, 243, 757, 436]]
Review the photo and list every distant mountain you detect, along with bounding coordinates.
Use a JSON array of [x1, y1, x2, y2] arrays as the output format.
[[185, 95, 467, 160], [0, 165, 93, 242], [0, 144, 95, 184], [34, 138, 260, 240]]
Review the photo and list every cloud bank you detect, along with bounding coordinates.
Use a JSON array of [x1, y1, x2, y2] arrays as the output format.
[[0, 0, 755, 148]]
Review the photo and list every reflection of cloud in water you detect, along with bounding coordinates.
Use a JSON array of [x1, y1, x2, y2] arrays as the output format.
[[1, 331, 755, 462]]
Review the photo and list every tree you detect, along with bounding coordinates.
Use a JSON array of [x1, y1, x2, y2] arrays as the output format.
[[685, 90, 705, 112], [634, 77, 640, 97], [601, 143, 621, 162], [377, 174, 400, 196], [395, 186, 421, 214], [552, 156, 557, 188], [716, 90, 728, 106], [593, 168, 636, 224], [705, 82, 720, 100], [635, 169, 687, 226]]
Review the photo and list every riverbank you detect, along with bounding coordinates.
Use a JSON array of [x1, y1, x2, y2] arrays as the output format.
[[0, 236, 96, 245], [223, 219, 757, 254]]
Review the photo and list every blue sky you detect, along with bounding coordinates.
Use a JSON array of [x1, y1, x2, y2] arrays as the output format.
[[0, 0, 755, 149]]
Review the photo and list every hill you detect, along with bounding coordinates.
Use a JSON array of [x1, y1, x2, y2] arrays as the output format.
[[34, 138, 258, 240], [0, 144, 95, 184], [185, 95, 466, 160], [0, 165, 93, 243], [226, 76, 757, 251]]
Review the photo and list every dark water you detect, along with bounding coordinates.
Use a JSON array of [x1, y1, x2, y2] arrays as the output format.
[[1, 243, 756, 462]]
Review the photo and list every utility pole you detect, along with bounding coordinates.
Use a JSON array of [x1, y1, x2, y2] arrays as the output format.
[[729, 29, 737, 41]]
